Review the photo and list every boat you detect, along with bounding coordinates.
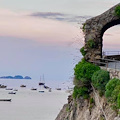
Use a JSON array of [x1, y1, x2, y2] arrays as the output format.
[[8, 91, 16, 94], [39, 75, 45, 86], [31, 88, 37, 90], [6, 88, 13, 90], [14, 89, 18, 91], [44, 85, 49, 89], [39, 90, 45, 93], [20, 85, 26, 87], [0, 99, 11, 102], [39, 82, 45, 85], [0, 85, 7, 88], [56, 88, 61, 90]]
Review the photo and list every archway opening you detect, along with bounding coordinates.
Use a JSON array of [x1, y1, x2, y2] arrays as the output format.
[[101, 20, 120, 58]]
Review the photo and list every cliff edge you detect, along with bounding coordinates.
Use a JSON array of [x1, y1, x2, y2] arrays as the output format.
[[56, 92, 119, 120]]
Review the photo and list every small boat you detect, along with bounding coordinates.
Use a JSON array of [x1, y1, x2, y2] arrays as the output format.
[[0, 99, 11, 102], [44, 85, 49, 89], [39, 82, 45, 85], [39, 75, 45, 86], [31, 88, 37, 91], [0, 85, 7, 88], [56, 88, 61, 90], [39, 90, 44, 93], [14, 89, 18, 91], [6, 88, 13, 90], [20, 85, 26, 87], [8, 91, 16, 94]]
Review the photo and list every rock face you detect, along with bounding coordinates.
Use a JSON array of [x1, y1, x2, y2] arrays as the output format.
[[84, 3, 120, 61], [56, 93, 118, 120]]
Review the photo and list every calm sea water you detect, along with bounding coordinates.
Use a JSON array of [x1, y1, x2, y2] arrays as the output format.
[[0, 79, 69, 120]]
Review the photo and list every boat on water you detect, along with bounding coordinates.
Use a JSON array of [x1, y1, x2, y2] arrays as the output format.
[[31, 88, 37, 90], [39, 82, 45, 85], [20, 85, 26, 87], [44, 85, 49, 89], [14, 89, 18, 91], [8, 91, 16, 94], [39, 90, 45, 93], [56, 88, 61, 90], [39, 75, 45, 86], [0, 85, 7, 88], [6, 88, 13, 90], [0, 99, 11, 102]]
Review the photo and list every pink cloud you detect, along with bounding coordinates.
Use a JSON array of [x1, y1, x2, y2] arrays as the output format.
[[0, 9, 80, 45]]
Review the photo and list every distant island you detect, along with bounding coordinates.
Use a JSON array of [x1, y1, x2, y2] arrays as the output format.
[[0, 75, 31, 79]]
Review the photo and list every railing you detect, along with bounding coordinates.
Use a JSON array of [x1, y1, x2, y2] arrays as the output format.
[[102, 51, 120, 56], [89, 58, 120, 70]]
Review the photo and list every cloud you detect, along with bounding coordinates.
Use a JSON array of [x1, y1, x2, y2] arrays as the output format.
[[30, 12, 92, 23], [0, 9, 82, 46]]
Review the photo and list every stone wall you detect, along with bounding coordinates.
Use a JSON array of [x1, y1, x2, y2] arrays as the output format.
[[84, 3, 120, 61], [101, 67, 120, 79]]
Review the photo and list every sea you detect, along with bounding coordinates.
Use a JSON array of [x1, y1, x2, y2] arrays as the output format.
[[0, 79, 69, 120]]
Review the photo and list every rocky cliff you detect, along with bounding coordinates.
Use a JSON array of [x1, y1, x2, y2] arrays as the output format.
[[56, 92, 120, 120]]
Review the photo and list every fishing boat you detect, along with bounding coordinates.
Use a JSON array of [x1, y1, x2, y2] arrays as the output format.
[[56, 88, 61, 90], [20, 85, 26, 87], [14, 89, 18, 91], [39, 90, 45, 93], [0, 85, 7, 88], [6, 88, 13, 90], [44, 85, 49, 89], [8, 91, 16, 94], [0, 99, 11, 102], [31, 88, 37, 90]]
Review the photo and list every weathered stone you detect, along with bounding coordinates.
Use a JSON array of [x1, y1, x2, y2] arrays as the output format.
[[84, 3, 120, 61]]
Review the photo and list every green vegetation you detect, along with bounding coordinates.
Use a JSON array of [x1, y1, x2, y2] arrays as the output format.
[[105, 78, 120, 111], [80, 47, 86, 56], [115, 5, 120, 17], [87, 39, 95, 48], [105, 78, 120, 100], [66, 105, 70, 112], [91, 69, 110, 95], [73, 59, 100, 100], [82, 23, 86, 32], [90, 97, 94, 104], [73, 86, 89, 99], [117, 93, 120, 109], [74, 60, 100, 80]]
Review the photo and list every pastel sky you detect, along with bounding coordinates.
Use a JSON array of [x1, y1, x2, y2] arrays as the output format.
[[0, 0, 119, 88]]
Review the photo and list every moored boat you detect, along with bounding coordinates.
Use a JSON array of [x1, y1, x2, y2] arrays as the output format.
[[0, 99, 11, 102], [20, 85, 26, 87], [0, 85, 7, 88], [6, 88, 13, 90], [31, 88, 37, 90], [8, 91, 16, 94], [39, 90, 44, 93]]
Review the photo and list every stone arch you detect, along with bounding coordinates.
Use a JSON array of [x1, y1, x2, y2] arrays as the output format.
[[84, 3, 120, 61]]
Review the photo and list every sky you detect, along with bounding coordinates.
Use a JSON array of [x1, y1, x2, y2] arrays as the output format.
[[0, 0, 119, 88]]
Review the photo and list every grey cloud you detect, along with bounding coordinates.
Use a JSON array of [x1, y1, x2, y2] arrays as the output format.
[[30, 12, 92, 23]]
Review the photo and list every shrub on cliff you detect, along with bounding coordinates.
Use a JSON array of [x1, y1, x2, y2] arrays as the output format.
[[73, 86, 89, 99], [105, 78, 120, 100], [80, 47, 86, 56], [91, 69, 110, 94], [117, 93, 120, 109], [74, 60, 100, 80]]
